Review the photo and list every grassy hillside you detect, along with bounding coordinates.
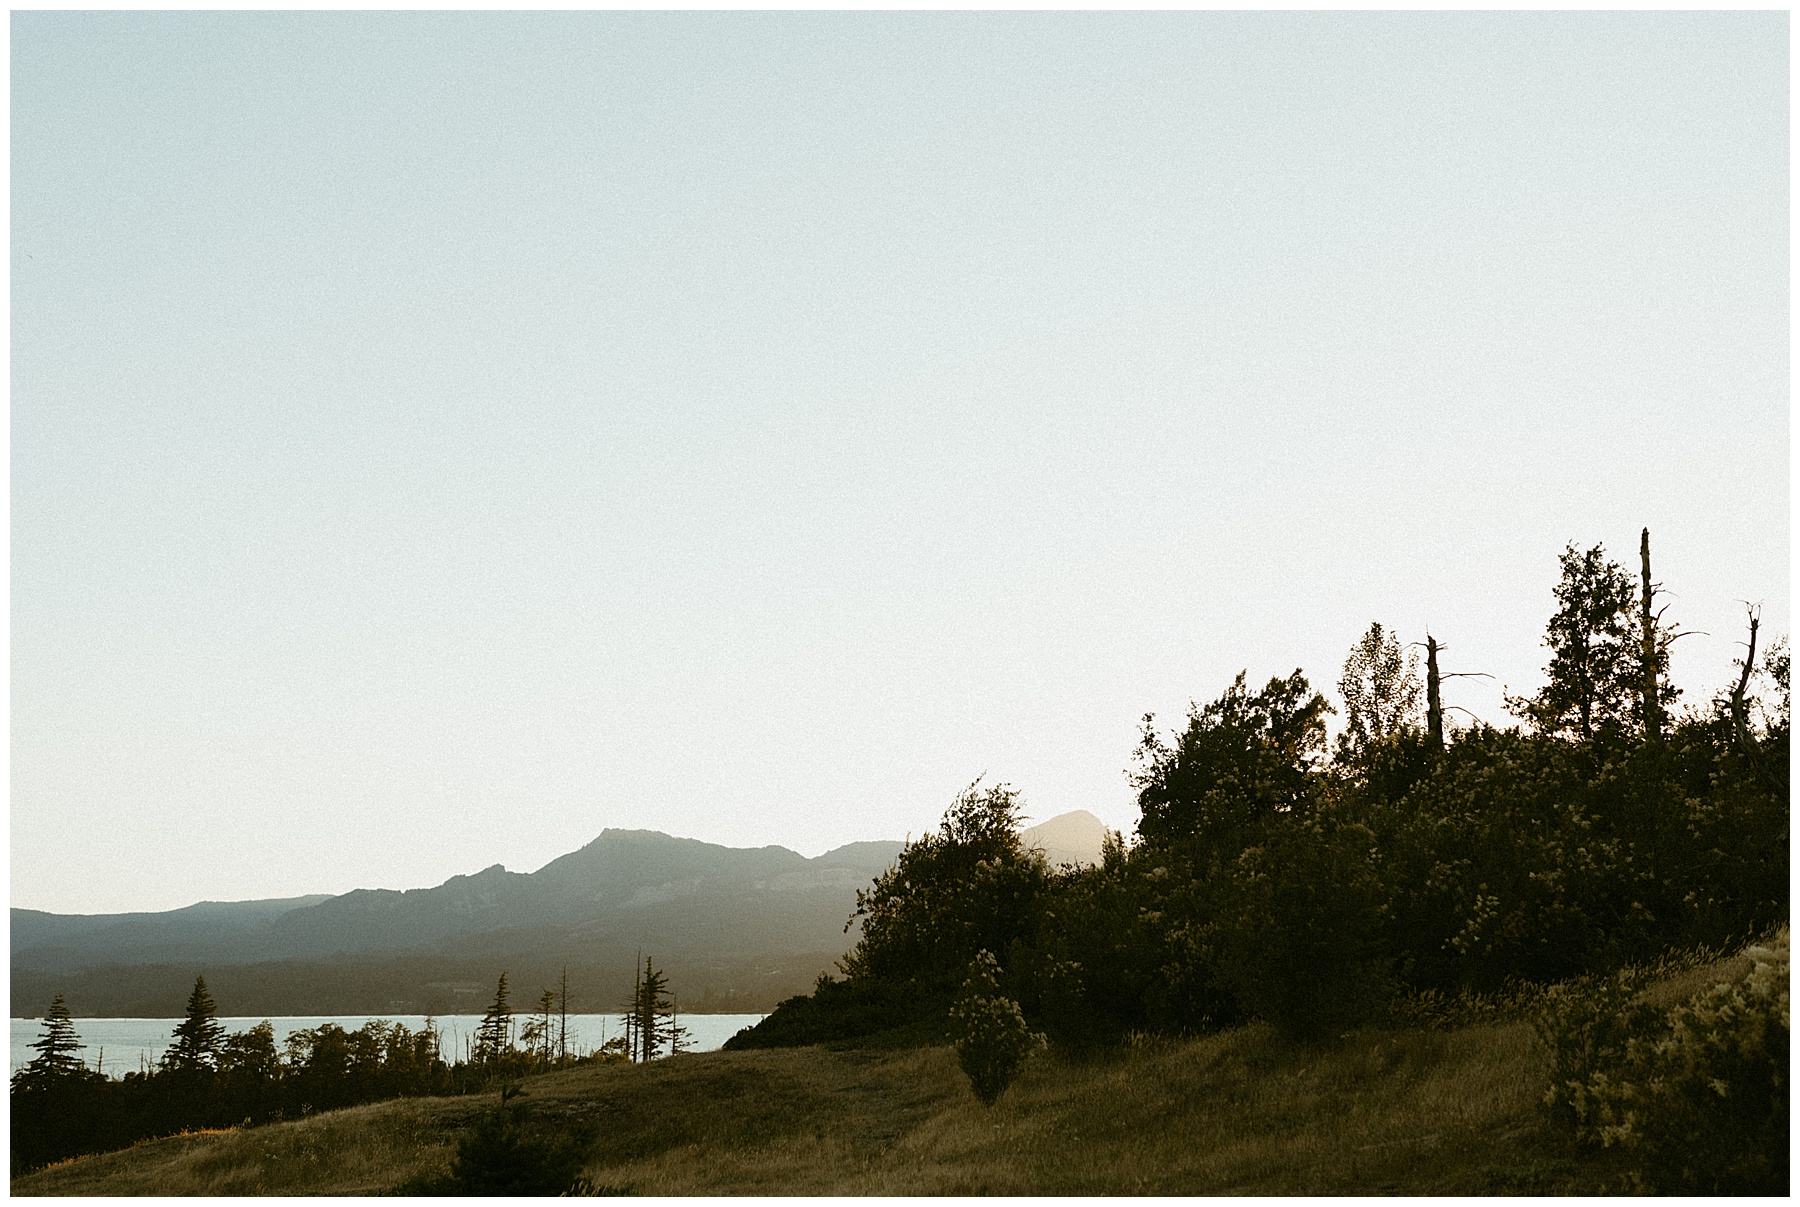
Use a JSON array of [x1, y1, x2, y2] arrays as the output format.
[[12, 1010, 1630, 1196]]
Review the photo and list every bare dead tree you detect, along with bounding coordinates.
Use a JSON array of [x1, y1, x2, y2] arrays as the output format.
[[1419, 633, 1493, 751], [1639, 528, 1662, 744], [1730, 603, 1762, 757], [558, 965, 569, 1064], [1425, 634, 1444, 750], [1634, 528, 1705, 744]]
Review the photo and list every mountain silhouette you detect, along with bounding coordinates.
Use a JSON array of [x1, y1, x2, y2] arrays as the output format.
[[12, 814, 1105, 1016], [1021, 809, 1111, 868]]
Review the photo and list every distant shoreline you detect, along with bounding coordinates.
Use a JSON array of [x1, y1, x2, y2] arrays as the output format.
[[9, 1009, 774, 1019]]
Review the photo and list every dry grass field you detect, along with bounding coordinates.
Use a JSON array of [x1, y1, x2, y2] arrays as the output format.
[[12, 1010, 1627, 1196]]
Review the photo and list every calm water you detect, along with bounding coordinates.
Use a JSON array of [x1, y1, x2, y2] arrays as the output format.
[[10, 1013, 766, 1077]]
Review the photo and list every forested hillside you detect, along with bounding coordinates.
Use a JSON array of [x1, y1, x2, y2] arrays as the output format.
[[727, 534, 1787, 1191]]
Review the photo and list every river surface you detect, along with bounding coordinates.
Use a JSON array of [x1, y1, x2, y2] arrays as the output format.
[[9, 1013, 766, 1077]]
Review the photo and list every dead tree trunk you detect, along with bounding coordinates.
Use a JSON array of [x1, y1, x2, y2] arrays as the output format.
[[1639, 527, 1662, 744], [1426, 634, 1444, 751], [1730, 604, 1761, 756]]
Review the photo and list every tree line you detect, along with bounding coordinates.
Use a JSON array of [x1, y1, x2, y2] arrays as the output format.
[[11, 956, 691, 1173], [730, 531, 1786, 1053]]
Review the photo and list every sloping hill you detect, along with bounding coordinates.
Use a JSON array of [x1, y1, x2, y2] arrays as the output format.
[[9, 896, 336, 971], [8, 1017, 1613, 1195]]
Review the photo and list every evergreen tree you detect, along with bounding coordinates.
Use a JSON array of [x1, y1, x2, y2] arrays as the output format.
[[473, 973, 514, 1066], [13, 995, 87, 1088], [164, 976, 226, 1073], [622, 955, 678, 1061]]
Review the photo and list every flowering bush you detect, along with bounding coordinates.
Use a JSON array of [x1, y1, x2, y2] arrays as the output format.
[[1535, 965, 1661, 1131], [1537, 929, 1789, 1194], [948, 951, 1044, 1106]]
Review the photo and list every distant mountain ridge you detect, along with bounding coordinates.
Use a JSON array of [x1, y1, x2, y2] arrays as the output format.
[[1021, 810, 1110, 868], [12, 829, 908, 977], [12, 813, 1107, 1017]]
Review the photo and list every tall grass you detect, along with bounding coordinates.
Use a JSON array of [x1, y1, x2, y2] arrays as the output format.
[[10, 1096, 484, 1196], [16, 1012, 1610, 1196]]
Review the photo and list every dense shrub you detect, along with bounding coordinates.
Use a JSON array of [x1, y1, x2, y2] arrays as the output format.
[[1015, 843, 1168, 1046], [1372, 728, 1636, 992], [400, 1103, 594, 1196], [948, 952, 1044, 1106], [1535, 966, 1662, 1133], [1537, 930, 1789, 1194], [676, 548, 1790, 1087], [1205, 813, 1393, 1041], [723, 973, 948, 1050]]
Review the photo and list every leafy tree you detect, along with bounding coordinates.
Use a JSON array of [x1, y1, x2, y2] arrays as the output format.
[[1336, 621, 1422, 761], [840, 779, 1051, 994], [473, 973, 514, 1066], [164, 976, 226, 1074], [13, 996, 87, 1088], [1132, 669, 1332, 854], [217, 1020, 281, 1083], [1513, 544, 1638, 741]]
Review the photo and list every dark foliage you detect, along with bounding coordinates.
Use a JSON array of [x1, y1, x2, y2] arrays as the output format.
[[402, 1103, 595, 1196], [5, 993, 631, 1175], [1205, 811, 1394, 1041], [1537, 931, 1788, 1194], [948, 951, 1042, 1104], [163, 976, 226, 1074], [1132, 669, 1332, 853], [724, 973, 948, 1050], [14, 995, 89, 1087], [745, 536, 1785, 1067]]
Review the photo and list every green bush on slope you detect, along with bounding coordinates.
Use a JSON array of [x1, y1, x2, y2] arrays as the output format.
[[948, 952, 1044, 1105], [1537, 928, 1789, 1194]]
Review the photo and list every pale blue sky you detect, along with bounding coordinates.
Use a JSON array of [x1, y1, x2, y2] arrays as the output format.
[[13, 11, 1788, 914]]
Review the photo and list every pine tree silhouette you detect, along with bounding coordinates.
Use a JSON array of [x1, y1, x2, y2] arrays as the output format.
[[13, 995, 86, 1087], [164, 976, 225, 1073]]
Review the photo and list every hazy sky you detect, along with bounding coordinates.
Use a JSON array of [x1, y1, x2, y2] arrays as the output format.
[[13, 11, 1788, 915]]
